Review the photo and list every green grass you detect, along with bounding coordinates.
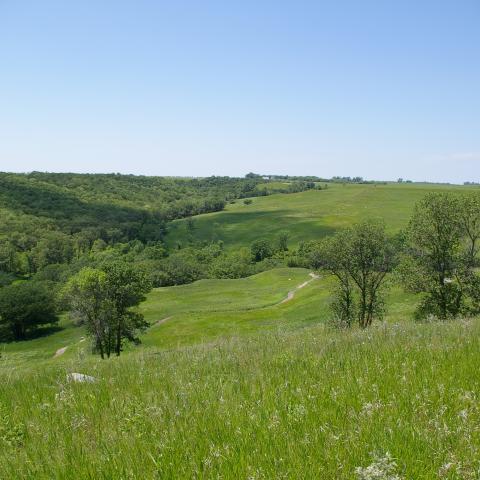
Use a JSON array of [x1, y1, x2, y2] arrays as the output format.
[[1, 318, 480, 478], [140, 268, 416, 349], [0, 316, 86, 368], [167, 183, 475, 249], [0, 267, 416, 367], [2, 182, 480, 478]]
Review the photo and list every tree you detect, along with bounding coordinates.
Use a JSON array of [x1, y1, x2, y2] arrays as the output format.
[[208, 248, 254, 279], [0, 239, 18, 273], [63, 268, 112, 358], [298, 240, 323, 269], [321, 221, 395, 328], [347, 222, 395, 327], [64, 262, 151, 358], [320, 231, 357, 327], [101, 262, 151, 356], [402, 193, 465, 319], [276, 231, 289, 252], [458, 193, 480, 267], [185, 217, 196, 243], [32, 231, 74, 271], [0, 281, 58, 341], [250, 239, 273, 262]]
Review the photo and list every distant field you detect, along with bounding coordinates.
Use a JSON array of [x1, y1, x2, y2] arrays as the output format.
[[166, 183, 474, 249]]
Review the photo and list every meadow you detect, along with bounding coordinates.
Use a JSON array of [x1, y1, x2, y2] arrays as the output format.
[[1, 267, 415, 363], [1, 317, 479, 478], [166, 182, 473, 249], [2, 181, 480, 479]]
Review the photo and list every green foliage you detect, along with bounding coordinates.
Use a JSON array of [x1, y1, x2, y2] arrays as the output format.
[[250, 238, 273, 262], [276, 230, 289, 252], [0, 282, 58, 340], [101, 262, 151, 356], [321, 222, 394, 328], [208, 248, 254, 279], [458, 192, 480, 266], [63, 268, 111, 357], [0, 172, 278, 280], [64, 262, 151, 357], [297, 240, 323, 269], [31, 231, 74, 271], [402, 193, 477, 320]]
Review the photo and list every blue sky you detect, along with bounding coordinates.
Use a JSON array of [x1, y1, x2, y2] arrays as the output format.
[[0, 1, 479, 182]]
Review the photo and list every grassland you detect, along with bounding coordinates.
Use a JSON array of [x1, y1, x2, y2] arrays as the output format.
[[167, 182, 475, 249], [2, 318, 480, 478], [0, 268, 415, 366], [2, 182, 480, 478]]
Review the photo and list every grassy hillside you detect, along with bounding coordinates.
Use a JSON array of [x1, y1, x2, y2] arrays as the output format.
[[167, 182, 475, 249], [2, 180, 479, 478], [2, 318, 479, 478], [0, 268, 416, 368]]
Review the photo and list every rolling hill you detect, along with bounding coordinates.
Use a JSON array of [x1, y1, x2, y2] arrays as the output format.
[[1, 180, 479, 478], [165, 182, 474, 249]]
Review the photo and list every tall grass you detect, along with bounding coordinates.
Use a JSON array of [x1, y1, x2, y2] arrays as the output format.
[[1, 318, 480, 479]]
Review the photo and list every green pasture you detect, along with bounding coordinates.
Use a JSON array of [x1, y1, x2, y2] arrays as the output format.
[[0, 268, 417, 368], [167, 182, 474, 249]]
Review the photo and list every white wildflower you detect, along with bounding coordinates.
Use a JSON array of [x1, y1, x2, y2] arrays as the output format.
[[355, 452, 403, 480]]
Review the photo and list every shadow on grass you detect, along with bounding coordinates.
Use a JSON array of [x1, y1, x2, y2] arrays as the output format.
[[0, 324, 64, 344], [167, 209, 339, 244]]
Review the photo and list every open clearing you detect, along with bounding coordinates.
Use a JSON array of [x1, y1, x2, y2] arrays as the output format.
[[166, 183, 474, 249]]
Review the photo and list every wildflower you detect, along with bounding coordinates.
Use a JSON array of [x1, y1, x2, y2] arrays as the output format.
[[355, 452, 403, 480]]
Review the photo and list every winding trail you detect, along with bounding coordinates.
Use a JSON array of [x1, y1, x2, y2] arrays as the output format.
[[54, 346, 68, 357], [153, 316, 173, 326], [280, 272, 320, 304], [53, 337, 86, 358], [53, 274, 319, 356]]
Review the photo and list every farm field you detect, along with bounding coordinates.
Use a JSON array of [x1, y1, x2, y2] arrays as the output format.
[[166, 183, 474, 249]]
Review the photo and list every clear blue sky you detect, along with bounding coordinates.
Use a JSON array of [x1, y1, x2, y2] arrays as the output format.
[[1, 1, 479, 182]]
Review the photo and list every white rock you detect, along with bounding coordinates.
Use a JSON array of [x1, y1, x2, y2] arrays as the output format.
[[67, 372, 97, 383]]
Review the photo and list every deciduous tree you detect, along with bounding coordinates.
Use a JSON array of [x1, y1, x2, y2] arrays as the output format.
[[0, 281, 58, 340]]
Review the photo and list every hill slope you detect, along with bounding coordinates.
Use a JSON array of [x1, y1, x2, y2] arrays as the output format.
[[1, 268, 415, 366], [1, 317, 479, 478], [166, 182, 474, 249]]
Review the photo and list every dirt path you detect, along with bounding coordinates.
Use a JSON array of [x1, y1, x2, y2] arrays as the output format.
[[53, 337, 86, 358], [153, 316, 173, 327], [280, 272, 319, 304], [54, 346, 68, 357]]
